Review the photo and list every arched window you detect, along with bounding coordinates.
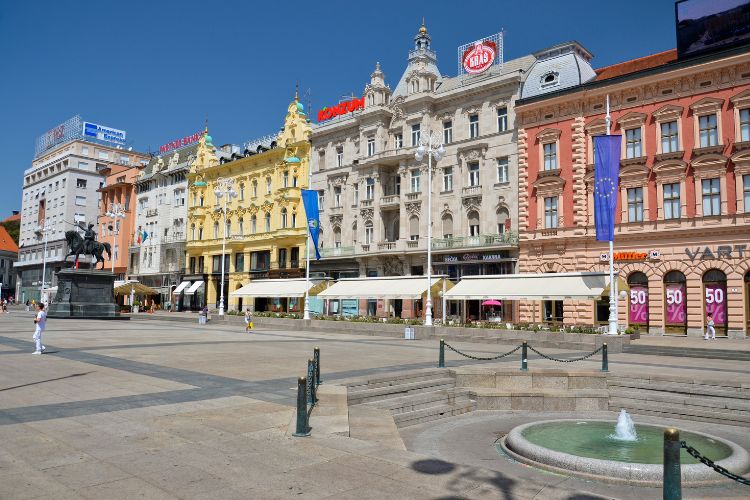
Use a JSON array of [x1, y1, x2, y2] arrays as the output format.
[[213, 222, 219, 239], [409, 216, 419, 241], [225, 219, 231, 238], [239, 183, 245, 200], [264, 212, 271, 232], [251, 215, 257, 234], [238, 217, 244, 236], [703, 269, 727, 337], [496, 207, 509, 234], [352, 222, 357, 246], [252, 179, 258, 197], [365, 220, 374, 244], [467, 210, 480, 237], [190, 223, 196, 240], [199, 195, 204, 207], [334, 227, 341, 248], [198, 226, 203, 240], [628, 271, 649, 328], [442, 214, 453, 239], [291, 212, 297, 227], [266, 177, 272, 194], [664, 271, 687, 334], [281, 208, 288, 228]]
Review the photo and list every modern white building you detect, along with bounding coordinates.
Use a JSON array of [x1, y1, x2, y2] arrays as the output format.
[[15, 116, 149, 302]]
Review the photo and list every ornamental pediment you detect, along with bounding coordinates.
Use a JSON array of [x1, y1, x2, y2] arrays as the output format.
[[536, 128, 561, 143], [533, 175, 565, 193], [689, 97, 724, 114], [691, 153, 727, 178], [730, 89, 750, 107], [652, 159, 687, 179], [616, 112, 648, 127], [652, 104, 683, 120], [584, 118, 607, 134]]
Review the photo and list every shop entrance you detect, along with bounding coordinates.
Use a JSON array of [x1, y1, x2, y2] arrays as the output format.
[[628, 271, 649, 331], [664, 270, 687, 335], [703, 269, 728, 337]]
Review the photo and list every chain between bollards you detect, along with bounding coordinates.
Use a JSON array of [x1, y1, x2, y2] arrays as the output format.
[[521, 341, 528, 371], [314, 346, 322, 385], [664, 428, 682, 500], [601, 343, 608, 372], [439, 339, 445, 368], [293, 376, 310, 437]]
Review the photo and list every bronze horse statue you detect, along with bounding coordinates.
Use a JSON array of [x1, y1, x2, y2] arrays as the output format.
[[64, 230, 111, 270]]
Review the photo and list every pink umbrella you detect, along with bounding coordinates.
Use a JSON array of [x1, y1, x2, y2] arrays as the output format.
[[481, 299, 503, 307]]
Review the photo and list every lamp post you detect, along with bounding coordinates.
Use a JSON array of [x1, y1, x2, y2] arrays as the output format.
[[35, 222, 53, 304], [303, 153, 314, 320], [415, 130, 445, 326], [214, 177, 237, 317], [105, 203, 126, 275], [605, 94, 618, 336]]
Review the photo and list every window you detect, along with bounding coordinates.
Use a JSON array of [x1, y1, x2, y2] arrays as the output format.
[[237, 217, 244, 235], [292, 176, 297, 187], [741, 109, 750, 142], [468, 211, 480, 236], [198, 256, 205, 273], [496, 157, 509, 183], [698, 114, 718, 148], [198, 226, 203, 240], [264, 212, 271, 232], [443, 121, 453, 144], [469, 114, 479, 138], [334, 227, 342, 248], [291, 247, 299, 268], [266, 177, 272, 194], [336, 146, 343, 167], [410, 170, 421, 193], [281, 208, 288, 228], [225, 219, 231, 238], [239, 183, 245, 200], [442, 214, 453, 239], [214, 222, 219, 239], [496, 207, 509, 234], [409, 216, 419, 240], [366, 178, 375, 200], [497, 107, 508, 132], [544, 196, 558, 228], [98, 151, 109, 160], [625, 128, 642, 159], [191, 224, 196, 240], [541, 72, 559, 88], [543, 143, 557, 170], [664, 183, 681, 219], [395, 134, 403, 149], [354, 184, 359, 205], [82, 146, 89, 155], [333, 186, 341, 207], [443, 167, 453, 192], [291, 212, 297, 227], [251, 215, 257, 234], [278, 248, 287, 268], [173, 189, 185, 206], [75, 196, 86, 206], [318, 190, 325, 210], [702, 178, 721, 216], [627, 187, 644, 222], [283, 171, 289, 188], [411, 124, 421, 146], [745, 175, 750, 213], [252, 180, 258, 197], [367, 137, 375, 157], [199, 195, 204, 207], [365, 221, 374, 244], [468, 162, 480, 187], [76, 178, 87, 188], [661, 121, 679, 153], [235, 253, 245, 272]]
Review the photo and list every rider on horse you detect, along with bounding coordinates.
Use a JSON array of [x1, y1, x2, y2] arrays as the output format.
[[83, 223, 97, 255]]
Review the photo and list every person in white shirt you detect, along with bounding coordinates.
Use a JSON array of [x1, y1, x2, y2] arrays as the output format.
[[32, 303, 47, 354]]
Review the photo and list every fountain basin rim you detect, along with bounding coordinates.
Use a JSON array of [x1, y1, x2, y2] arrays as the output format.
[[502, 419, 750, 487]]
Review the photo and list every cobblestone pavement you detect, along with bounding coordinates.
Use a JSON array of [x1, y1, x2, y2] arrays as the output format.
[[0, 310, 748, 499]]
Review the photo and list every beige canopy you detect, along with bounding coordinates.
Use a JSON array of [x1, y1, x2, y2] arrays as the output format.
[[317, 276, 452, 300], [444, 272, 609, 301], [113, 280, 158, 296]]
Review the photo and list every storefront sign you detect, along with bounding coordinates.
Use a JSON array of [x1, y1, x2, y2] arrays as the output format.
[[629, 286, 648, 324], [704, 284, 726, 324], [83, 122, 127, 146], [600, 250, 659, 262], [457, 32, 503, 76], [317, 97, 365, 122], [440, 252, 508, 263], [159, 131, 204, 153], [685, 244, 747, 261], [665, 283, 686, 325]]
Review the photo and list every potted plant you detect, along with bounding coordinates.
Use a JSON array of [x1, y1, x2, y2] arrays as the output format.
[[132, 300, 140, 313]]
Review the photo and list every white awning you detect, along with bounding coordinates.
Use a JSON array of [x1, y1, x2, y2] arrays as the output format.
[[444, 272, 608, 301], [230, 278, 318, 298], [317, 276, 447, 300], [172, 281, 191, 295], [184, 280, 204, 295]]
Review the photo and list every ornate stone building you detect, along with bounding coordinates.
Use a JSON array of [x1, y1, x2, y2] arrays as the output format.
[[516, 42, 750, 337], [310, 23, 534, 320]]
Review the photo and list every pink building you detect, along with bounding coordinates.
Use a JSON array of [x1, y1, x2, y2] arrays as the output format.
[[98, 164, 141, 278]]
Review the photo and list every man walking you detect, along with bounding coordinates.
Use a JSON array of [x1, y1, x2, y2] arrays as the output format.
[[704, 312, 716, 340], [244, 308, 254, 332], [32, 303, 47, 354]]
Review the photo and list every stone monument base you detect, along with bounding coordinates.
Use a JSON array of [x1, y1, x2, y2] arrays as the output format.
[[47, 269, 126, 319]]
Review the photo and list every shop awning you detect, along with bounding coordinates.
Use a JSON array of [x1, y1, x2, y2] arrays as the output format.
[[230, 278, 328, 298], [602, 275, 629, 295], [172, 281, 191, 295], [317, 276, 451, 300], [113, 280, 159, 296], [444, 272, 608, 301], [184, 280, 204, 295]]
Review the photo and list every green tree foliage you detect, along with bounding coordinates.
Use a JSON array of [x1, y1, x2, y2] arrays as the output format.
[[1, 220, 20, 244]]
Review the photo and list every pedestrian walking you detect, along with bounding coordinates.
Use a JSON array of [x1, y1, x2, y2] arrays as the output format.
[[25, 299, 30, 312], [32, 303, 47, 354], [244, 308, 254, 332], [704, 312, 716, 340]]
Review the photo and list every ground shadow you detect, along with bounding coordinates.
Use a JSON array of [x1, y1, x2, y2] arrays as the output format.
[[0, 371, 92, 391]]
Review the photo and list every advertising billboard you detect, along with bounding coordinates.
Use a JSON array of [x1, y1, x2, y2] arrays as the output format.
[[457, 32, 503, 76], [676, 0, 750, 58], [83, 122, 127, 146], [34, 115, 83, 158]]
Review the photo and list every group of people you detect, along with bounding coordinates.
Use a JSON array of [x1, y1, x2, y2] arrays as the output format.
[[1, 297, 13, 313]]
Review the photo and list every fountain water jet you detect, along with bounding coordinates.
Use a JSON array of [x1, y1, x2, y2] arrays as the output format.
[[610, 409, 637, 441]]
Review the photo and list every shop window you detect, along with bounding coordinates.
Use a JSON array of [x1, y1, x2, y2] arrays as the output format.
[[595, 300, 610, 324], [628, 271, 649, 328], [664, 270, 687, 335], [543, 300, 563, 323], [703, 269, 727, 337]]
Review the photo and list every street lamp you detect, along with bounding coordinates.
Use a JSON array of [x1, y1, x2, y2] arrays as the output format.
[[35, 222, 54, 304], [414, 130, 445, 326], [214, 177, 237, 316], [105, 203, 126, 275]]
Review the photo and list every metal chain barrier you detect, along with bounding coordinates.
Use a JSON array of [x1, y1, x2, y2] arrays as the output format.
[[527, 345, 603, 363], [443, 342, 522, 361], [681, 441, 750, 485]]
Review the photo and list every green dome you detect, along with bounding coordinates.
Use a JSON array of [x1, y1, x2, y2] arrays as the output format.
[[296, 101, 305, 112], [204, 134, 213, 145], [286, 156, 301, 164]]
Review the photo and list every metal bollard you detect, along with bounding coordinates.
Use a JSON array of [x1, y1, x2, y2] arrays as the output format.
[[521, 341, 528, 371], [663, 428, 682, 500], [601, 343, 609, 372], [307, 359, 317, 405], [292, 377, 310, 437], [314, 346, 322, 385], [439, 339, 445, 368]]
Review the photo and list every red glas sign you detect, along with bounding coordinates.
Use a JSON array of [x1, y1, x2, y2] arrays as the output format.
[[462, 41, 496, 74], [160, 131, 204, 153], [318, 97, 365, 122]]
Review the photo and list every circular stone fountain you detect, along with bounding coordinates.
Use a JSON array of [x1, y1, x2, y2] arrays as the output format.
[[501, 414, 750, 486]]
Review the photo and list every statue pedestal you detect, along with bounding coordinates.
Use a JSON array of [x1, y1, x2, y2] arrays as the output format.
[[48, 269, 124, 319]]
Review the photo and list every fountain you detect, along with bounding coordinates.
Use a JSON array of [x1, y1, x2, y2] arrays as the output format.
[[501, 412, 750, 486]]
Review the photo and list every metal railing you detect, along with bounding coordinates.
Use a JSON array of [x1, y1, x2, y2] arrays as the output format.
[[431, 232, 518, 249], [293, 347, 321, 437]]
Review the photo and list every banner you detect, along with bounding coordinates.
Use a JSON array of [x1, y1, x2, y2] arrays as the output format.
[[593, 135, 622, 242], [629, 285, 648, 324], [665, 283, 686, 325], [704, 283, 726, 325], [301, 189, 321, 260]]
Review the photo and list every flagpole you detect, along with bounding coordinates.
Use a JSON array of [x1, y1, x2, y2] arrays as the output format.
[[606, 94, 618, 336], [303, 156, 312, 321]]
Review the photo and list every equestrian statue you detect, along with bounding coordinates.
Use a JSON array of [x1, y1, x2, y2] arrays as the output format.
[[64, 224, 111, 270]]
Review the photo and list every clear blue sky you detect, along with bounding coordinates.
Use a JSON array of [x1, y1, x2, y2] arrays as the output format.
[[0, 0, 677, 217]]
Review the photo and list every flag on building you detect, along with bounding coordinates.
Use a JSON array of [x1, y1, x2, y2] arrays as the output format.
[[593, 135, 622, 242], [301, 189, 321, 260], [141, 229, 148, 244]]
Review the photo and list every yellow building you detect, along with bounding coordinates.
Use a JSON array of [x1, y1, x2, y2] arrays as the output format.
[[183, 94, 311, 312]]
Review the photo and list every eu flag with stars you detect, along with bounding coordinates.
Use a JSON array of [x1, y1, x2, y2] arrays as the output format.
[[301, 189, 321, 260], [593, 135, 622, 242]]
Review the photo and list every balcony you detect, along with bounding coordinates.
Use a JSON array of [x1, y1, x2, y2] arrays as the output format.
[[319, 246, 355, 258], [431, 232, 518, 250], [146, 208, 158, 217], [360, 199, 373, 208], [377, 241, 397, 251], [329, 205, 344, 215], [406, 240, 419, 249], [405, 192, 420, 201], [461, 185, 482, 197], [380, 195, 400, 208], [537, 168, 561, 178]]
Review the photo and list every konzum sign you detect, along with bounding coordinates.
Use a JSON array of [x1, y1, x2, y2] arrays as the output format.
[[462, 41, 497, 74], [318, 97, 365, 122]]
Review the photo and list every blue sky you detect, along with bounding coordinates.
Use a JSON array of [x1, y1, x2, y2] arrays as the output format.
[[0, 0, 678, 217]]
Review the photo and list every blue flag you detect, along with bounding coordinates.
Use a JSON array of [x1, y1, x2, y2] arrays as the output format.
[[301, 189, 321, 260], [593, 135, 622, 242]]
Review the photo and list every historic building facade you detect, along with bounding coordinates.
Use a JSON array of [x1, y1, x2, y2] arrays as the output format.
[[184, 95, 311, 312], [98, 163, 141, 279], [516, 43, 750, 337], [309, 24, 533, 320]]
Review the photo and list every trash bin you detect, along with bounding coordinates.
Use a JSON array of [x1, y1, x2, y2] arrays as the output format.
[[404, 326, 415, 340], [198, 314, 206, 325]]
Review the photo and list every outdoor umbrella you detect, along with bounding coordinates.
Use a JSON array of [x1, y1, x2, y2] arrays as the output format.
[[481, 299, 503, 307]]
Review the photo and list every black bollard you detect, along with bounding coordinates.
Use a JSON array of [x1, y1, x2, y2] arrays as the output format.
[[314, 346, 322, 385], [663, 428, 682, 500], [307, 359, 317, 405], [439, 339, 445, 368], [293, 377, 310, 437], [602, 343, 609, 372], [521, 341, 528, 371]]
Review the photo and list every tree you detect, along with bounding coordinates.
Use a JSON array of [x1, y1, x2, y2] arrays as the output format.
[[0, 220, 19, 244]]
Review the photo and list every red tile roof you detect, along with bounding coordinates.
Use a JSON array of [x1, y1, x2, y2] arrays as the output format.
[[0, 224, 18, 254], [595, 49, 678, 81], [3, 213, 20, 223]]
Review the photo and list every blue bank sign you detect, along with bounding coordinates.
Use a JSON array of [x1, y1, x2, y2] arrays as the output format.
[[83, 122, 127, 146]]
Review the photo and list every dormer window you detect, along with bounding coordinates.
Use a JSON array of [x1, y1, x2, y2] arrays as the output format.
[[541, 72, 559, 88]]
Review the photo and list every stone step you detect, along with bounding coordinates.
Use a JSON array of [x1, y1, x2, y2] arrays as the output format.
[[366, 388, 474, 414], [607, 378, 750, 399], [623, 345, 750, 362], [347, 378, 456, 405], [471, 388, 609, 411], [609, 398, 750, 426], [609, 389, 750, 412], [392, 401, 477, 428], [345, 369, 449, 392]]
